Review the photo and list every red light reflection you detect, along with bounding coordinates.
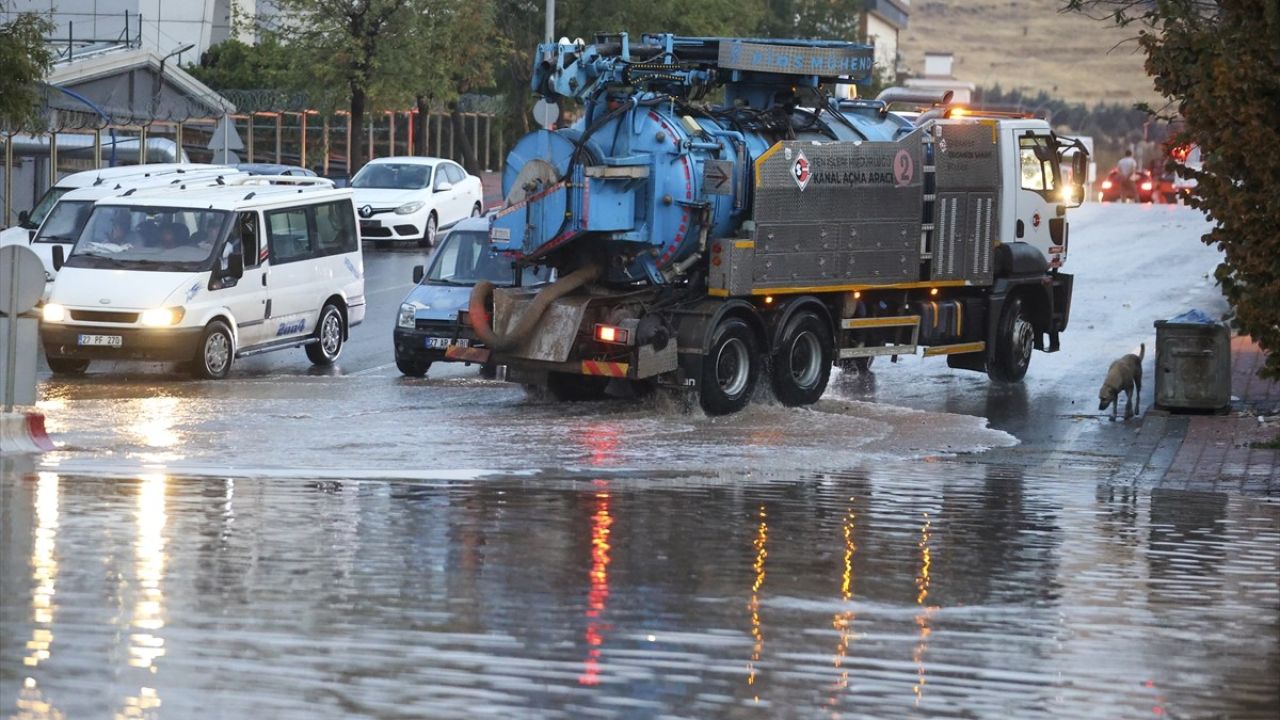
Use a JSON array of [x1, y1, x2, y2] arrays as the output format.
[[579, 483, 613, 686]]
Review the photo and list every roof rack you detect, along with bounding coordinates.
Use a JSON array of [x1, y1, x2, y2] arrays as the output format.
[[224, 175, 335, 188]]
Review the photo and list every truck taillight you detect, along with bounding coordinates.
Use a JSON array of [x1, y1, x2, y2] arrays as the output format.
[[595, 324, 629, 344], [1101, 179, 1113, 190], [1141, 181, 1153, 191]]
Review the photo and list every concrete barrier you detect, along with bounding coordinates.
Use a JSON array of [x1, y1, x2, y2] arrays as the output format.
[[0, 412, 54, 453]]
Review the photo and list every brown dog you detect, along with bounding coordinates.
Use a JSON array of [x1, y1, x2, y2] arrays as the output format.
[[1099, 343, 1145, 420]]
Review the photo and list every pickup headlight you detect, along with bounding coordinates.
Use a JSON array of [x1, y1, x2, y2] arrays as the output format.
[[397, 303, 417, 329], [140, 307, 186, 327], [42, 303, 66, 322], [395, 201, 426, 215]]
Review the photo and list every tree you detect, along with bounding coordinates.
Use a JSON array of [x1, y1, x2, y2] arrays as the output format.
[[0, 10, 53, 128], [186, 37, 298, 93], [257, 0, 424, 172], [1067, 0, 1280, 378]]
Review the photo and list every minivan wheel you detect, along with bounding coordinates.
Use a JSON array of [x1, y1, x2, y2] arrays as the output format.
[[192, 320, 234, 379], [306, 304, 345, 365], [47, 357, 90, 376], [418, 213, 438, 248]]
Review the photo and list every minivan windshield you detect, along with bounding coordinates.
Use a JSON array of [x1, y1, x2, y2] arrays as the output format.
[[426, 230, 551, 287], [351, 163, 433, 190], [25, 186, 70, 229], [63, 205, 231, 272], [34, 200, 94, 244]]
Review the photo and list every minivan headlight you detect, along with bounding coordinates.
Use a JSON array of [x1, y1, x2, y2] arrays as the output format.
[[397, 303, 417, 328], [42, 303, 66, 322], [140, 307, 185, 327], [395, 201, 426, 215]]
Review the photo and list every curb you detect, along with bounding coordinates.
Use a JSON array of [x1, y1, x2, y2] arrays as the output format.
[[0, 412, 55, 454]]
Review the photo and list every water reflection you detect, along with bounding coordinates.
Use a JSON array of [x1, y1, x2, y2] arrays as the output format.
[[828, 503, 856, 709], [119, 474, 167, 718], [912, 512, 935, 706], [13, 473, 61, 720], [746, 504, 768, 702], [1, 466, 1276, 719], [127, 398, 184, 463], [579, 481, 613, 686]]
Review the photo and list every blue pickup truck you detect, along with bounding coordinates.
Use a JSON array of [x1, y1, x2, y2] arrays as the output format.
[[393, 215, 550, 377]]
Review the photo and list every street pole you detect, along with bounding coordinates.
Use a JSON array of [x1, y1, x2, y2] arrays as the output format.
[[544, 0, 554, 43]]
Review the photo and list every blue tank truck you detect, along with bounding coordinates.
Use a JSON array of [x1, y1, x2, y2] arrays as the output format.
[[460, 34, 1088, 414]]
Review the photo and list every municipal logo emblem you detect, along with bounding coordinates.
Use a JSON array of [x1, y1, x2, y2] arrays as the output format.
[[792, 152, 811, 191]]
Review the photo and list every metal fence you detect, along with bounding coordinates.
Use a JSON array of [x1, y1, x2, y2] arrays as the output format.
[[2, 108, 503, 226]]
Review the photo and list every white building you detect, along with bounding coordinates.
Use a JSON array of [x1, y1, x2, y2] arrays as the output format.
[[904, 52, 975, 105], [860, 0, 910, 80], [4, 0, 256, 62]]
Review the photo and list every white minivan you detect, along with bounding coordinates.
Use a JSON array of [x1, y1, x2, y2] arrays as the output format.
[[2, 163, 231, 244], [40, 176, 365, 378], [25, 166, 243, 281]]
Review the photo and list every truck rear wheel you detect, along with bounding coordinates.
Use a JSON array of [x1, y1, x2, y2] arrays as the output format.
[[700, 317, 759, 416], [770, 311, 833, 406], [988, 297, 1034, 382]]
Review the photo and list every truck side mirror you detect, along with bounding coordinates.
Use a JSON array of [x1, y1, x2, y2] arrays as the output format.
[[52, 244, 64, 271], [17, 210, 29, 227], [1069, 152, 1087, 208], [226, 252, 244, 279], [412, 265, 425, 284]]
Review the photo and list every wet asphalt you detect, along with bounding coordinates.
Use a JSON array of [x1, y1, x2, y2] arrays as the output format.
[[3, 203, 1277, 718]]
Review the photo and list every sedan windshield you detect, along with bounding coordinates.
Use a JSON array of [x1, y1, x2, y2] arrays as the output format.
[[427, 230, 551, 287], [64, 205, 230, 272], [34, 200, 94, 244], [351, 163, 432, 190]]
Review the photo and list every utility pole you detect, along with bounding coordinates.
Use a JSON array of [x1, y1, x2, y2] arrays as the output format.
[[544, 0, 554, 43]]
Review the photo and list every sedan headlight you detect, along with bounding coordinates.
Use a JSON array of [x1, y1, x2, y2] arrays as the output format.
[[140, 307, 186, 327], [395, 201, 426, 215], [397, 303, 417, 329], [42, 303, 66, 322]]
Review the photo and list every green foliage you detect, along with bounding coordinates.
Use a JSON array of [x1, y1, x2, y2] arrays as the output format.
[[1069, 0, 1280, 379], [186, 37, 296, 92], [0, 11, 54, 129]]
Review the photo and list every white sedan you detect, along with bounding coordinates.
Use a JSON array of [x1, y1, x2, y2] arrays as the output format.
[[351, 157, 484, 248]]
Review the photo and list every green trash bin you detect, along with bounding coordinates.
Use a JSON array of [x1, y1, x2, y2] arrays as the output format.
[[1154, 317, 1231, 412]]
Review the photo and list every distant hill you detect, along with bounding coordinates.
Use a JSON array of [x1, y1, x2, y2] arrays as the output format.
[[899, 0, 1164, 108]]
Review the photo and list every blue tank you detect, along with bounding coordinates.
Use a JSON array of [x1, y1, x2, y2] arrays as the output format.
[[490, 35, 915, 285]]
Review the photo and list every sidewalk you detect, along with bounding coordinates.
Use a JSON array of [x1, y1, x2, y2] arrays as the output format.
[[1142, 336, 1280, 497]]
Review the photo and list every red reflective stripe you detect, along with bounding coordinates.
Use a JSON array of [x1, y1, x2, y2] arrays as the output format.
[[581, 361, 627, 378]]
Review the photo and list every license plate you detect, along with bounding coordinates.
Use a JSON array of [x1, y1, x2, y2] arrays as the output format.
[[426, 337, 468, 350], [78, 334, 122, 348]]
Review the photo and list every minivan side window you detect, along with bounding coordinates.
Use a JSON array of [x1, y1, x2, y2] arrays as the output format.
[[315, 201, 357, 256], [265, 201, 357, 263], [266, 207, 312, 264]]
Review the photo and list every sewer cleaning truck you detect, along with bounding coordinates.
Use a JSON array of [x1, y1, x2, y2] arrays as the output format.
[[457, 33, 1086, 414]]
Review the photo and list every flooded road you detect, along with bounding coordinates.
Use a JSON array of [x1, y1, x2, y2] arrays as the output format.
[[4, 204, 1277, 717], [3, 461, 1277, 719]]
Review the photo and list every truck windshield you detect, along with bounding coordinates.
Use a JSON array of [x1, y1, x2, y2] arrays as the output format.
[[63, 205, 231, 272], [351, 163, 432, 190], [426, 230, 551, 287], [34, 200, 94, 244], [25, 186, 70, 229]]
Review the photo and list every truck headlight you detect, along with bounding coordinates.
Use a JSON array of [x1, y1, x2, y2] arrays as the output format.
[[140, 307, 185, 327], [397, 303, 417, 328], [395, 201, 425, 215], [42, 303, 66, 322]]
